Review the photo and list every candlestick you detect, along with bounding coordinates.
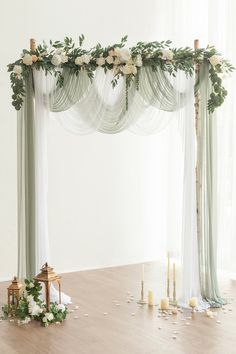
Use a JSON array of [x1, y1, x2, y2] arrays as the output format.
[[137, 280, 147, 305], [148, 290, 153, 307], [142, 264, 144, 282], [167, 253, 170, 298], [173, 262, 176, 302]]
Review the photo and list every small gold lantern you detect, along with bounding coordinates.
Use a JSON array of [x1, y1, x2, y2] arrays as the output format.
[[34, 263, 61, 310], [7, 276, 22, 307]]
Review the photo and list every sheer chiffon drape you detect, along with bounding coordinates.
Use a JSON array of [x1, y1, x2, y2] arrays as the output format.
[[30, 68, 204, 307], [17, 63, 223, 307]]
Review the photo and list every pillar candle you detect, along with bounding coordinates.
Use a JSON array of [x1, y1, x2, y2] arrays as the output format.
[[160, 297, 169, 310], [148, 290, 153, 306]]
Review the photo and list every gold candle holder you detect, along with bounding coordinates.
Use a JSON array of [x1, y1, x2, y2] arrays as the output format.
[[137, 280, 146, 305]]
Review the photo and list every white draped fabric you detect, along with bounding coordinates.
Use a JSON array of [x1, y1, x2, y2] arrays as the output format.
[[32, 68, 206, 307]]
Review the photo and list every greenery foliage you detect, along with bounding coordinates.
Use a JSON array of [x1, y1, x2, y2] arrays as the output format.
[[2, 279, 68, 327], [7, 35, 234, 112]]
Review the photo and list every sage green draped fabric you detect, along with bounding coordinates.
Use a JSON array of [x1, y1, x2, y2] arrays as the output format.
[[17, 74, 36, 279], [17, 65, 225, 307], [198, 63, 226, 306]]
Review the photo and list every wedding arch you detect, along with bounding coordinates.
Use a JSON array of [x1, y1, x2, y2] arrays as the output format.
[[8, 36, 234, 307]]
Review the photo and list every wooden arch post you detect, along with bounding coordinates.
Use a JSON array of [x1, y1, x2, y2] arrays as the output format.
[[30, 38, 36, 52], [194, 39, 201, 243]]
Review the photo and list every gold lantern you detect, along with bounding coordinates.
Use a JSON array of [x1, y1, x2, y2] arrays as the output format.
[[34, 263, 61, 310], [7, 276, 22, 308]]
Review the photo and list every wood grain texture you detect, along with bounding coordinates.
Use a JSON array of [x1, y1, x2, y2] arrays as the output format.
[[0, 262, 235, 354]]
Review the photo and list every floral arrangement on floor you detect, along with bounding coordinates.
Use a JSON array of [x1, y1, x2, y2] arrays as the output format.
[[7, 35, 234, 112], [2, 279, 68, 327]]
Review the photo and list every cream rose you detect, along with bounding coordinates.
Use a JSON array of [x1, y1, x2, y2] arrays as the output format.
[[13, 65, 23, 75], [209, 55, 221, 67], [51, 54, 62, 66], [106, 56, 114, 64], [75, 56, 83, 65], [108, 49, 116, 57], [119, 48, 131, 62], [81, 54, 91, 64], [113, 57, 121, 65], [22, 53, 33, 65], [60, 53, 68, 63], [162, 50, 174, 61], [96, 57, 105, 66], [121, 64, 137, 75]]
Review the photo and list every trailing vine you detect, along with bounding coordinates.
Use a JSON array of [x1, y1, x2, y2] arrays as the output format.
[[7, 35, 234, 113]]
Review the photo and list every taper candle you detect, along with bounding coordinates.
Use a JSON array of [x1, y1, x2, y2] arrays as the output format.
[[167, 253, 170, 298], [142, 264, 144, 282]]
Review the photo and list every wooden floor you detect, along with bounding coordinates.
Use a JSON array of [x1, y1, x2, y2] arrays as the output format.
[[0, 262, 236, 354]]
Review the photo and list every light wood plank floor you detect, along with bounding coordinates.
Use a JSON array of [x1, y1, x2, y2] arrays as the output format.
[[0, 262, 235, 354]]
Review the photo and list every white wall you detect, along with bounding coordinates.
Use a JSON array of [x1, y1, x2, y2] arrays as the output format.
[[0, 0, 208, 279]]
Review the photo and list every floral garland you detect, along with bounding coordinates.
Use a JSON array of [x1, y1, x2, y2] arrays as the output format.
[[7, 35, 234, 112], [2, 279, 68, 327]]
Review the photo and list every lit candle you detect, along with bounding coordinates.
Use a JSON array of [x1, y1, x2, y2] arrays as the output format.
[[148, 290, 153, 306], [160, 297, 169, 310], [189, 297, 198, 308]]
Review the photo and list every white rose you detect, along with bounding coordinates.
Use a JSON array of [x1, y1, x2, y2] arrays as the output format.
[[27, 295, 34, 303], [209, 55, 221, 67], [135, 54, 143, 67], [56, 303, 65, 312], [60, 53, 68, 63], [45, 312, 54, 321], [42, 317, 47, 323], [162, 50, 174, 61], [119, 48, 131, 62], [81, 54, 91, 64], [51, 54, 62, 66], [29, 303, 43, 316], [22, 53, 33, 66], [106, 56, 114, 64], [75, 56, 83, 65], [29, 282, 34, 288], [13, 65, 23, 75], [96, 57, 105, 66]]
